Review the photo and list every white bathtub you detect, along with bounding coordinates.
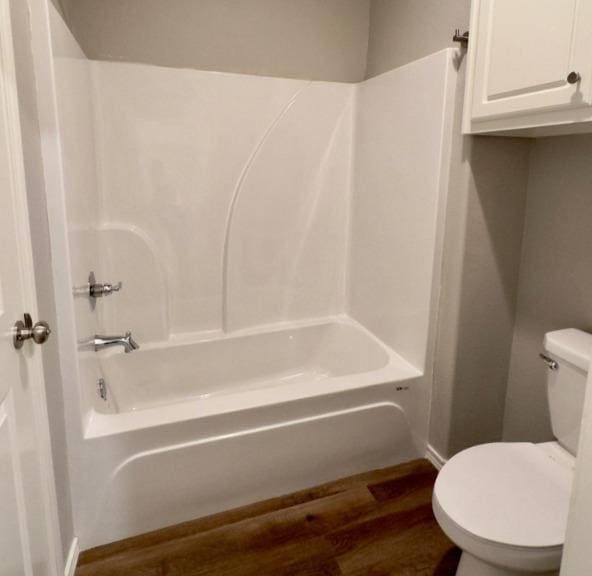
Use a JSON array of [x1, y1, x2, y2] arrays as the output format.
[[79, 317, 426, 548], [89, 318, 420, 434], [102, 319, 405, 408]]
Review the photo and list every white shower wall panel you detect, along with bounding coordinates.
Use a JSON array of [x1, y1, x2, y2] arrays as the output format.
[[91, 63, 354, 340], [51, 7, 103, 419], [349, 50, 456, 373], [225, 82, 353, 330], [52, 16, 100, 346]]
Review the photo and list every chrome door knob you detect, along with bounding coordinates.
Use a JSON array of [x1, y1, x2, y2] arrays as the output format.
[[567, 71, 581, 84], [13, 313, 52, 349], [31, 321, 52, 345]]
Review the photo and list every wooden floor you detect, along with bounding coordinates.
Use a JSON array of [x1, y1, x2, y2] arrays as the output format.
[[76, 459, 460, 576]]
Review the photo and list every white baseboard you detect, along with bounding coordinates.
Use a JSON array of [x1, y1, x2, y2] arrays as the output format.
[[64, 537, 79, 576], [426, 444, 447, 470]]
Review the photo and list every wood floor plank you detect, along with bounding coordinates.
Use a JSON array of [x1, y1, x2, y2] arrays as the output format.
[[155, 536, 342, 576], [326, 504, 457, 576], [335, 480, 436, 532], [76, 459, 460, 576], [368, 468, 438, 503]]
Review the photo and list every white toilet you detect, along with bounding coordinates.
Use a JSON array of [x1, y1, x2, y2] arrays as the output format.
[[433, 328, 592, 576]]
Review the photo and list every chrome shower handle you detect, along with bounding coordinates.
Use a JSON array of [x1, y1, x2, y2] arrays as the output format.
[[87, 271, 123, 298], [105, 281, 123, 294]]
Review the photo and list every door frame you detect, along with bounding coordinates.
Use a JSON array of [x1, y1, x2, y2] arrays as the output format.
[[25, 0, 89, 567]]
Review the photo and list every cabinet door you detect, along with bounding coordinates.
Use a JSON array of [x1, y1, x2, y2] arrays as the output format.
[[471, 0, 592, 122]]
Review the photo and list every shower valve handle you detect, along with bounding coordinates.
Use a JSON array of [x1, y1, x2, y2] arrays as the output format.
[[87, 271, 123, 298], [91, 281, 122, 298]]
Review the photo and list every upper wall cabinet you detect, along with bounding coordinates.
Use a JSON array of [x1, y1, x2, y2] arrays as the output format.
[[463, 0, 592, 136]]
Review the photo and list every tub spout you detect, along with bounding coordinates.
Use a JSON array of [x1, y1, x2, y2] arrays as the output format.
[[94, 331, 140, 354]]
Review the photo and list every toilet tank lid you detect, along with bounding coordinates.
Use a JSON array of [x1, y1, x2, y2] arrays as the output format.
[[544, 329, 592, 372]]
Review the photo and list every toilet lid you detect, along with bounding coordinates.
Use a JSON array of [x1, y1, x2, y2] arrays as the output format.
[[434, 443, 574, 548]]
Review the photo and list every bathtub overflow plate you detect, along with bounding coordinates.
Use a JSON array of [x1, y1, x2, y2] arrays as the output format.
[[97, 378, 108, 401]]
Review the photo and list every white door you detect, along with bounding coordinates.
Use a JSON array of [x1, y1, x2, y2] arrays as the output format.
[[470, 0, 592, 121], [0, 0, 60, 574]]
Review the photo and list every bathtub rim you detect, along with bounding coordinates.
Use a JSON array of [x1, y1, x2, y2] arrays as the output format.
[[85, 315, 422, 439]]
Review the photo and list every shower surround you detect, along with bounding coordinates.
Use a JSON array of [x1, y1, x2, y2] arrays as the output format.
[[50, 5, 456, 549], [93, 64, 353, 340]]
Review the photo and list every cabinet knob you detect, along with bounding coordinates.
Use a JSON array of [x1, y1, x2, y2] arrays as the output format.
[[567, 71, 581, 85]]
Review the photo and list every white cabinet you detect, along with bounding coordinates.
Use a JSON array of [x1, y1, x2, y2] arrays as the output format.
[[463, 0, 592, 136]]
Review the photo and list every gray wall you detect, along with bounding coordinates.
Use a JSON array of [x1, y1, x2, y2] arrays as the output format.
[[366, 0, 470, 77], [443, 134, 530, 455], [56, 0, 371, 82], [504, 136, 592, 443], [429, 72, 530, 457], [12, 0, 74, 563]]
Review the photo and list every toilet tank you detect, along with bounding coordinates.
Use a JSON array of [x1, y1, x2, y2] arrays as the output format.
[[544, 329, 592, 455]]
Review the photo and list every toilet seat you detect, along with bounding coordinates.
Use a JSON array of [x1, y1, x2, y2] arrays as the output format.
[[433, 442, 574, 572]]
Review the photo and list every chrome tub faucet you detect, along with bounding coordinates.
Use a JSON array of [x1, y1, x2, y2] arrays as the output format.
[[93, 332, 140, 354]]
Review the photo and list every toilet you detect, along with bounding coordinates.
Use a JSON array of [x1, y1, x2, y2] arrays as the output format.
[[433, 329, 592, 576]]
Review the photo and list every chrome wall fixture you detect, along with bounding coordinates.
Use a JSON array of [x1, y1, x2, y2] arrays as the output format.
[[87, 271, 122, 298], [73, 271, 123, 298], [79, 332, 140, 354], [73, 271, 123, 310], [97, 378, 108, 401], [539, 353, 559, 371], [453, 29, 469, 47], [93, 332, 140, 354]]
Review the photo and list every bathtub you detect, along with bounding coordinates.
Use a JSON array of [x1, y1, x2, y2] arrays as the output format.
[[79, 317, 426, 548], [98, 318, 415, 413]]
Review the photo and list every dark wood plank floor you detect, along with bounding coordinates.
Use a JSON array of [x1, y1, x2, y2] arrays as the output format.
[[76, 459, 460, 576]]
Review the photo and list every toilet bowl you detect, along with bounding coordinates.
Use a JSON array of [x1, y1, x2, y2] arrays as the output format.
[[432, 329, 592, 576], [433, 442, 574, 576]]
